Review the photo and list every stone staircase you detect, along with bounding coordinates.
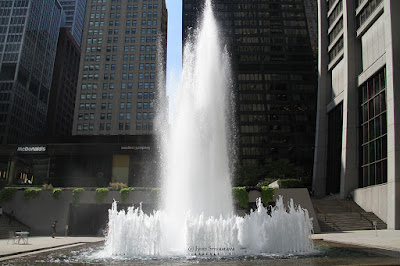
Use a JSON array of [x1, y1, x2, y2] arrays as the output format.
[[0, 213, 30, 239], [312, 198, 387, 232]]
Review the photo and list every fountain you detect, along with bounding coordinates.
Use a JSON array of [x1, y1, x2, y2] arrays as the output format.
[[102, 0, 314, 258]]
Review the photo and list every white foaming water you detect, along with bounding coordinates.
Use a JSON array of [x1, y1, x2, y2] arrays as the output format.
[[101, 0, 314, 258]]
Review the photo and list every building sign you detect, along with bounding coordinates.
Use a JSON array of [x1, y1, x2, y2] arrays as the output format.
[[120, 146, 151, 151], [16, 146, 47, 152]]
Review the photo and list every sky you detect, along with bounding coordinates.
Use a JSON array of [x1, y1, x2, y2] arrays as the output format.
[[165, 0, 183, 107]]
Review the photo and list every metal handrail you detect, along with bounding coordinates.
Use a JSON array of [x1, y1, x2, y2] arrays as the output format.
[[314, 205, 341, 231], [3, 212, 31, 232], [330, 193, 376, 229]]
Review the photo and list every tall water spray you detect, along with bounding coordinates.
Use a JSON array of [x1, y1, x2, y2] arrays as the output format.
[[159, 0, 234, 252], [103, 0, 314, 258]]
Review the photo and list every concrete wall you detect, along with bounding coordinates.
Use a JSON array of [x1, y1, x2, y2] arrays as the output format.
[[0, 189, 154, 236], [354, 184, 387, 223], [331, 59, 345, 99], [1, 188, 320, 235], [361, 15, 386, 70]]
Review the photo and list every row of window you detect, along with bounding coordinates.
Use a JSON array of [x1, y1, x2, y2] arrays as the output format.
[[356, 0, 383, 29], [83, 72, 156, 80], [87, 35, 157, 45], [81, 92, 155, 100], [77, 122, 153, 131], [328, 37, 343, 63], [93, 82, 155, 90], [328, 18, 343, 46], [78, 101, 154, 109], [327, 0, 342, 28]]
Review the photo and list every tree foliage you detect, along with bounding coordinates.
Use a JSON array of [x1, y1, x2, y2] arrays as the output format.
[[234, 158, 311, 187]]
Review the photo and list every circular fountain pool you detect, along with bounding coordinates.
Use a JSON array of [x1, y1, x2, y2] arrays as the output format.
[[5, 240, 400, 265]]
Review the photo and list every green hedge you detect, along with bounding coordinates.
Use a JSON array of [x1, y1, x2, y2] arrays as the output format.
[[278, 179, 302, 188], [95, 188, 109, 204], [52, 188, 62, 200], [0, 187, 17, 202], [232, 187, 248, 209], [23, 188, 41, 200], [261, 186, 274, 204], [72, 188, 84, 206], [120, 187, 136, 203]]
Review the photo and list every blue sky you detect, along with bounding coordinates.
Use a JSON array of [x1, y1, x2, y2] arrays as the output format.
[[165, 0, 183, 101]]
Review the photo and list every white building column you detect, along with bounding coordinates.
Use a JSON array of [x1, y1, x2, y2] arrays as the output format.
[[339, 0, 360, 199], [312, 0, 329, 197], [384, 0, 400, 229]]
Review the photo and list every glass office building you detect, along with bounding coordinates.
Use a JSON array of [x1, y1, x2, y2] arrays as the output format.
[[59, 0, 87, 47], [183, 0, 318, 173], [0, 0, 63, 144], [46, 28, 81, 137]]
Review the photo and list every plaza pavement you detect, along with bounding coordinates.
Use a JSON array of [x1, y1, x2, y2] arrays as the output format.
[[0, 230, 399, 262], [0, 236, 104, 262], [311, 229, 400, 252]]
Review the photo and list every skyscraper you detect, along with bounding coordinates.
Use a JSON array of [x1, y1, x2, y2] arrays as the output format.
[[313, 0, 400, 229], [72, 0, 168, 136], [46, 28, 81, 137], [59, 0, 87, 47], [0, 0, 63, 144], [183, 0, 318, 176]]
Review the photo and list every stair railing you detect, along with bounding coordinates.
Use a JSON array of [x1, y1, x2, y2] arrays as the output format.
[[330, 193, 376, 229], [314, 205, 341, 231], [3, 212, 31, 232]]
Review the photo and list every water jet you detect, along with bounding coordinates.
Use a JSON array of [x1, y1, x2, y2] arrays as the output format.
[[102, 0, 313, 258]]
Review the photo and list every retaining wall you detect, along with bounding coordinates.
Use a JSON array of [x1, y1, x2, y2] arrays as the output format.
[[1, 188, 320, 235]]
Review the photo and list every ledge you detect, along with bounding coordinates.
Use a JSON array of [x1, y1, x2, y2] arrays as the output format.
[[328, 50, 344, 71], [356, 2, 384, 38]]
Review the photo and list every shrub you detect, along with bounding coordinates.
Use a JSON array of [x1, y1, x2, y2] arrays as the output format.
[[95, 188, 109, 204], [72, 188, 84, 206], [0, 187, 17, 202], [120, 187, 136, 203], [278, 179, 303, 188], [42, 184, 53, 190], [52, 188, 62, 200], [232, 187, 248, 209], [109, 182, 127, 190], [261, 186, 274, 204], [23, 188, 41, 200]]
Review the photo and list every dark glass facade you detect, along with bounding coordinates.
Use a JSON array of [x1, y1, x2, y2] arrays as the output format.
[[46, 28, 81, 137], [0, 135, 157, 187], [59, 0, 87, 47], [359, 67, 387, 187], [183, 0, 317, 171], [0, 0, 63, 144]]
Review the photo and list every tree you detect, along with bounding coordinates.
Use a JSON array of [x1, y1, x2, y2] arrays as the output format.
[[234, 159, 311, 187]]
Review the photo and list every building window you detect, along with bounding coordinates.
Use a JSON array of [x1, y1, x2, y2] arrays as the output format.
[[360, 67, 387, 187], [356, 0, 383, 29]]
